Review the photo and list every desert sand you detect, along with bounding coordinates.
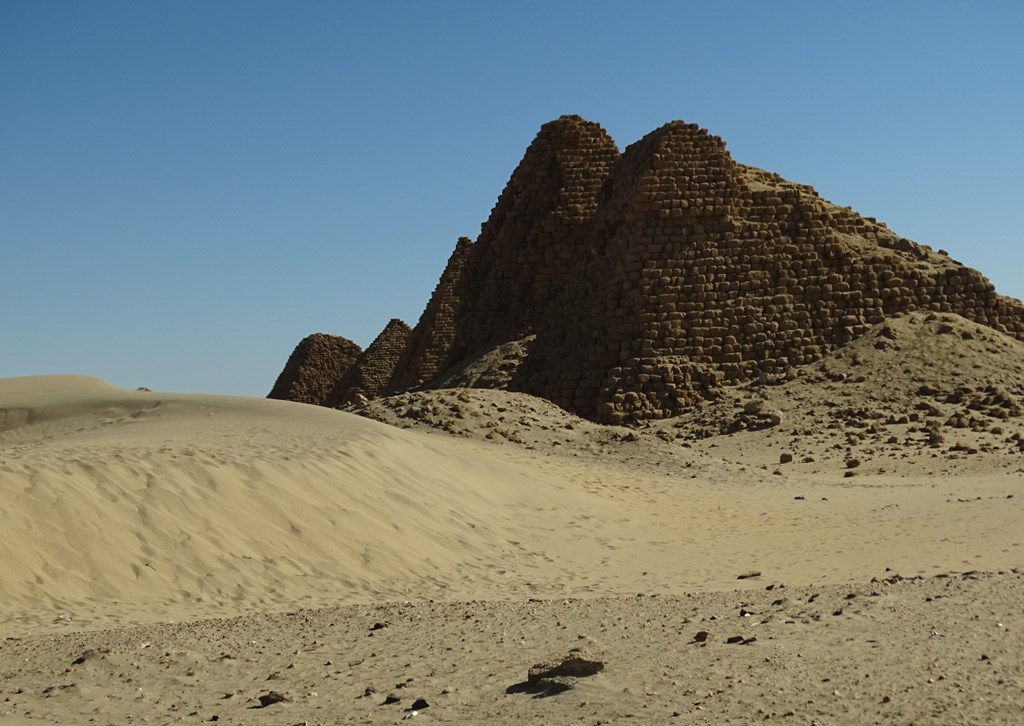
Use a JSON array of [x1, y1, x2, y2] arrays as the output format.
[[2, 312, 1023, 725]]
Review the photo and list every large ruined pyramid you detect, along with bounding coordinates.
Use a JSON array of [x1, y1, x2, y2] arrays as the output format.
[[271, 115, 1024, 424]]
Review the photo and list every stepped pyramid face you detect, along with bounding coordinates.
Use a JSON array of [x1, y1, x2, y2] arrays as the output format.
[[273, 116, 1024, 422], [328, 318, 411, 406], [268, 333, 362, 406], [388, 116, 619, 393], [518, 122, 747, 417]]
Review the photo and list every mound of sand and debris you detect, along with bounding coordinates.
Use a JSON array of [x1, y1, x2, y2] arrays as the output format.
[[349, 311, 1024, 480]]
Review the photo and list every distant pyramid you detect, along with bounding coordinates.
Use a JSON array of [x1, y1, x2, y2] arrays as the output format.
[[327, 318, 411, 406], [272, 115, 1024, 423], [388, 237, 474, 392], [268, 333, 362, 406]]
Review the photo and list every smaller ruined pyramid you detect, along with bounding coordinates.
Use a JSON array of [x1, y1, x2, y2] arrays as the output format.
[[271, 115, 1024, 424], [327, 319, 412, 406], [268, 333, 362, 406], [388, 237, 474, 392]]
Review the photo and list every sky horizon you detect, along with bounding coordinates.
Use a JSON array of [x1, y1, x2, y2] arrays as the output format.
[[2, 1, 1022, 397]]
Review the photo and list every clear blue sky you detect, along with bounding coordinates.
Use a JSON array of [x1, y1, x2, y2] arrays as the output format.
[[2, 1, 1022, 396]]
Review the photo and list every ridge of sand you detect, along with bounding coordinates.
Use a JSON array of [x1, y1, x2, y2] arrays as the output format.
[[1, 375, 624, 631], [3, 369, 1023, 636]]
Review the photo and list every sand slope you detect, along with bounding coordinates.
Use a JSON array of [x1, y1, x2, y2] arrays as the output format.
[[3, 370, 1023, 636], [0, 376, 618, 630]]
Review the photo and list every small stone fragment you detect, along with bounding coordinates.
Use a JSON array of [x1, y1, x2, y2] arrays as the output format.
[[541, 676, 577, 694], [528, 651, 605, 683], [257, 691, 289, 708]]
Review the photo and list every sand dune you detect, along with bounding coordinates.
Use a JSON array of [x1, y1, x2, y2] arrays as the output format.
[[2, 371, 1022, 634], [0, 375, 609, 630]]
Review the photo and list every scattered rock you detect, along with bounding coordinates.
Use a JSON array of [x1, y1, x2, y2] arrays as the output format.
[[528, 651, 605, 683], [737, 570, 761, 580], [538, 676, 577, 695], [70, 648, 108, 666], [508, 650, 606, 697], [257, 691, 289, 708]]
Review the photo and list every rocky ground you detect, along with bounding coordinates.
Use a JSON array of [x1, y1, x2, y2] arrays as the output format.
[[3, 572, 1022, 725]]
